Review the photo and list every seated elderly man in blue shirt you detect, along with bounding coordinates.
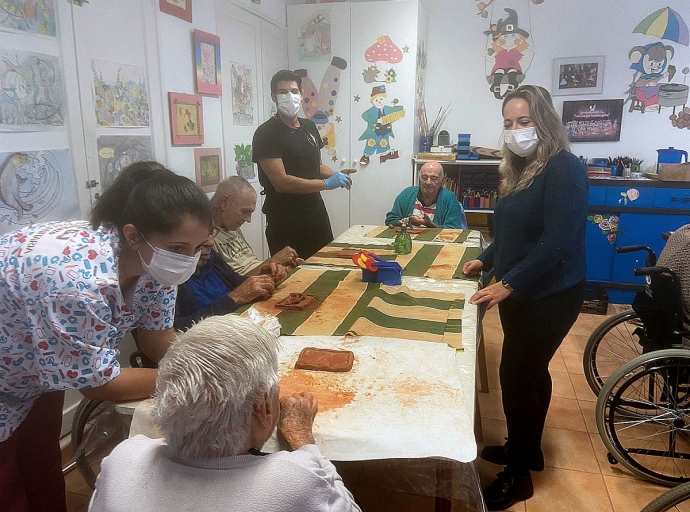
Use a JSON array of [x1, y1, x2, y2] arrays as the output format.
[[385, 161, 467, 229]]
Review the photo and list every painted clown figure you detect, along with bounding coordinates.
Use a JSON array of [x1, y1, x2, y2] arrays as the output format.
[[359, 85, 406, 165]]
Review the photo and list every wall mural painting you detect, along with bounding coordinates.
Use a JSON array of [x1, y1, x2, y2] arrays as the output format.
[[297, 56, 347, 162], [97, 135, 153, 191], [474, 0, 544, 18], [0, 0, 56, 37], [358, 84, 405, 166], [298, 9, 331, 62], [0, 49, 65, 130], [0, 149, 78, 232], [230, 62, 253, 126], [362, 35, 403, 85], [483, 7, 535, 100], [625, 6, 689, 131], [232, 143, 256, 183], [92, 59, 150, 127]]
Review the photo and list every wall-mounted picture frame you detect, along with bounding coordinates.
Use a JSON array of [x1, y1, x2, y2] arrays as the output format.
[[194, 148, 222, 192], [562, 99, 624, 143], [552, 56, 605, 96], [169, 92, 204, 145], [159, 0, 192, 23], [194, 29, 222, 96]]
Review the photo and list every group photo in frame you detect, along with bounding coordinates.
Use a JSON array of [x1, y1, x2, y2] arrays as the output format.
[[169, 92, 204, 145], [552, 56, 605, 96], [194, 29, 222, 96], [562, 99, 624, 143]]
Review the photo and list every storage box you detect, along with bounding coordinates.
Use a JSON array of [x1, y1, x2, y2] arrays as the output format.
[[362, 263, 403, 286], [658, 163, 690, 182]]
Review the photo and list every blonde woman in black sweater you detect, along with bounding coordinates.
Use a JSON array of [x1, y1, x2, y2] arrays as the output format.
[[463, 85, 588, 511]]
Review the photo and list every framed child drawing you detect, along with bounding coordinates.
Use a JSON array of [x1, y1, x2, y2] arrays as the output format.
[[160, 0, 192, 23], [194, 30, 222, 96], [169, 92, 204, 145], [194, 148, 222, 192]]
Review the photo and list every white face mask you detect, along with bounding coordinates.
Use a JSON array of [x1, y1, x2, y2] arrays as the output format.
[[504, 126, 539, 157], [276, 92, 301, 118], [138, 238, 201, 287]]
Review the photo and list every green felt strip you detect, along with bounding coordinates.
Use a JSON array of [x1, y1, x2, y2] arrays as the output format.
[[453, 246, 483, 280], [454, 230, 471, 243], [277, 269, 352, 334], [375, 289, 454, 310], [328, 242, 395, 250], [402, 244, 444, 276], [372, 227, 397, 239], [413, 228, 442, 241], [335, 306, 448, 336], [332, 283, 384, 334]]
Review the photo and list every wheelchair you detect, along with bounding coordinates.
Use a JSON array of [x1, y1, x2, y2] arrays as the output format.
[[593, 253, 690, 486], [583, 236, 687, 396]]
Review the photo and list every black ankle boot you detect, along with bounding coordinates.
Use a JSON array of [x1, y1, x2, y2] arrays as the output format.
[[482, 470, 533, 511], [480, 443, 545, 471]]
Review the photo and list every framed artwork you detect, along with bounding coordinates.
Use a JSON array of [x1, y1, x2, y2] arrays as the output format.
[[159, 0, 192, 22], [169, 92, 204, 145], [552, 56, 605, 96], [562, 99, 624, 143], [194, 30, 222, 95], [194, 148, 222, 192]]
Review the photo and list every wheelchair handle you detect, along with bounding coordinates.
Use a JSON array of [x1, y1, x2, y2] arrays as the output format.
[[616, 245, 657, 266], [633, 266, 670, 277]]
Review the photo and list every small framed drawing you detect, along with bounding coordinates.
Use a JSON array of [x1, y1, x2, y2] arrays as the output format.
[[194, 30, 222, 95], [159, 0, 192, 23], [562, 99, 624, 143], [552, 56, 605, 96], [194, 148, 222, 192], [169, 92, 204, 146]]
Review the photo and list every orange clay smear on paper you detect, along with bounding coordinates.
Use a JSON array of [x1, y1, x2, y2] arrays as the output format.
[[394, 377, 458, 407], [279, 369, 356, 412]]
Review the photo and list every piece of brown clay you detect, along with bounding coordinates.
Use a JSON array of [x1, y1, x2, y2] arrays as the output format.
[[295, 347, 355, 372], [275, 292, 316, 311]]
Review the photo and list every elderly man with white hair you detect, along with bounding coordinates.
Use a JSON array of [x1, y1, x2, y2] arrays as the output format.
[[89, 315, 361, 512], [385, 161, 467, 229]]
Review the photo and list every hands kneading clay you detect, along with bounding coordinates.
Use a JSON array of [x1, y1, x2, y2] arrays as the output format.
[[295, 347, 355, 372], [276, 292, 316, 311]]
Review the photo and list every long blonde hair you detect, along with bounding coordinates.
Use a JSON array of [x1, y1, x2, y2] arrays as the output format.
[[499, 85, 570, 196]]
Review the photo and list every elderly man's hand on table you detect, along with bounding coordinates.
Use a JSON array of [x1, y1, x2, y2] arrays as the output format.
[[229, 275, 275, 306], [268, 246, 304, 270], [258, 261, 288, 283], [278, 392, 318, 450], [407, 215, 425, 226]]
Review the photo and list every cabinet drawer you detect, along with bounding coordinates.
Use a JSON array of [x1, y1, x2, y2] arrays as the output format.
[[604, 186, 655, 208], [653, 188, 690, 209], [588, 187, 607, 206]]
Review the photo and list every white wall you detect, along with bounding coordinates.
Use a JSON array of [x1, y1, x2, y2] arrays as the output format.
[[424, 0, 690, 171]]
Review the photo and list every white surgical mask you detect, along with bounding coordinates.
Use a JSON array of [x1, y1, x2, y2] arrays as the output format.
[[276, 92, 301, 118], [503, 126, 539, 157], [138, 238, 201, 286]]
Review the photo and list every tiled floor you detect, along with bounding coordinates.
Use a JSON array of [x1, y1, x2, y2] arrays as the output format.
[[64, 306, 678, 511]]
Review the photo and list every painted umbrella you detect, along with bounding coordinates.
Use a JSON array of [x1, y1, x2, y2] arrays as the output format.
[[634, 7, 689, 46]]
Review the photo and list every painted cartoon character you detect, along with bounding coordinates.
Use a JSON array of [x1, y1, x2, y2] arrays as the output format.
[[359, 85, 405, 166], [627, 42, 676, 113], [484, 8, 533, 100], [312, 111, 337, 156]]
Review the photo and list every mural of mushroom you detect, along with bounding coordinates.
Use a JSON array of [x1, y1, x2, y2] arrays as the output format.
[[362, 35, 404, 84]]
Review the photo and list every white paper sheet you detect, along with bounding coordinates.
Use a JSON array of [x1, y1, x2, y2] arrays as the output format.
[[334, 225, 482, 248]]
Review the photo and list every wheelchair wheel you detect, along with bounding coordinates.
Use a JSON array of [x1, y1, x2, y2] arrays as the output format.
[[583, 309, 645, 395], [71, 398, 130, 489], [642, 480, 690, 512], [596, 349, 690, 486]]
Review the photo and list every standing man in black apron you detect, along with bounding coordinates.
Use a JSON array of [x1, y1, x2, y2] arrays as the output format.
[[253, 70, 355, 260]]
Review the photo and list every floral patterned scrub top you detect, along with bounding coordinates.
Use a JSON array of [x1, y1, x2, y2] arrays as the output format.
[[0, 221, 176, 442]]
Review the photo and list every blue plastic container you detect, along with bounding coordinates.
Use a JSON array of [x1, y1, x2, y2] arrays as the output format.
[[362, 262, 403, 285]]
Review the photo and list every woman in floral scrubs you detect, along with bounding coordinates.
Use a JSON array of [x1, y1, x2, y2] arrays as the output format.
[[0, 162, 212, 512]]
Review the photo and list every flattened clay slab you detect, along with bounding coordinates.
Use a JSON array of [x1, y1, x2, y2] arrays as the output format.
[[276, 292, 316, 311], [295, 347, 355, 372]]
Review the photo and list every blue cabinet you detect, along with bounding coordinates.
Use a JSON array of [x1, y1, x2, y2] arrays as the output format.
[[586, 180, 690, 304]]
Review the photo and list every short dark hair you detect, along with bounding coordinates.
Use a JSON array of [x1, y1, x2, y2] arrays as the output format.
[[91, 161, 212, 238], [270, 70, 302, 95]]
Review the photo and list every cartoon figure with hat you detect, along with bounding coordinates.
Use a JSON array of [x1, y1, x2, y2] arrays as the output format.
[[484, 8, 534, 100], [358, 85, 406, 165], [312, 110, 337, 156]]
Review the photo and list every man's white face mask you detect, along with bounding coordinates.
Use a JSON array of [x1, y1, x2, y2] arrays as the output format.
[[276, 92, 301, 118]]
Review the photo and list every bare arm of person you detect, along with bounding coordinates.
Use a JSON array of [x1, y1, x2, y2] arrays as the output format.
[[259, 158, 328, 194], [80, 367, 158, 402], [136, 327, 177, 363]]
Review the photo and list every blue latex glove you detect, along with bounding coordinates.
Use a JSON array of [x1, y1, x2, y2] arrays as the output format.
[[323, 171, 352, 190]]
